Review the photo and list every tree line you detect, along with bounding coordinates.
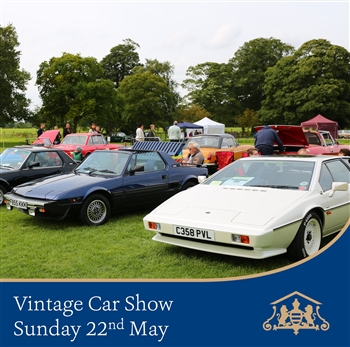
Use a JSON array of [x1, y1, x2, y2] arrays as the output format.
[[1, 23, 349, 135]]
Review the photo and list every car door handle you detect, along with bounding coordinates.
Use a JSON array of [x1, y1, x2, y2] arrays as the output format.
[[162, 175, 168, 179]]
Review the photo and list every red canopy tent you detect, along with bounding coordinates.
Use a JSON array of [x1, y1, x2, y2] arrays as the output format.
[[301, 114, 338, 139]]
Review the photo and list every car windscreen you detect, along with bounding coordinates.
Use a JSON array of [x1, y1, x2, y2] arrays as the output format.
[[204, 159, 315, 190], [61, 135, 87, 145], [184, 137, 220, 148], [76, 151, 130, 176], [0, 148, 31, 169]]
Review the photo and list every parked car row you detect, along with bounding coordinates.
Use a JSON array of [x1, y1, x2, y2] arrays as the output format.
[[4, 149, 208, 225], [2, 125, 349, 263]]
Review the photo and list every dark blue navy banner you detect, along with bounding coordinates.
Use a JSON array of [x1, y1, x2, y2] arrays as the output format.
[[1, 224, 349, 347]]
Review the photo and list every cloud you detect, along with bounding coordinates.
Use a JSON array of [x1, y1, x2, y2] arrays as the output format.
[[203, 24, 242, 50]]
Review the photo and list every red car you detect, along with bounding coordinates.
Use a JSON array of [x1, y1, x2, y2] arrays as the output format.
[[254, 125, 350, 155], [33, 130, 124, 158]]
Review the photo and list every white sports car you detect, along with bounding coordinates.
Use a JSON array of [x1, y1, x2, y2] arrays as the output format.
[[144, 155, 350, 260]]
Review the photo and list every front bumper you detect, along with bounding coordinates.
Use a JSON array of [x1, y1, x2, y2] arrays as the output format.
[[5, 194, 78, 220]]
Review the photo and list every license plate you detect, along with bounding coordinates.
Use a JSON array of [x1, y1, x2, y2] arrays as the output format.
[[9, 199, 27, 209], [173, 225, 215, 241]]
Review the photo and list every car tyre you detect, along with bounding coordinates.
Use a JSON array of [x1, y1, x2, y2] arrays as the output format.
[[181, 181, 196, 191], [287, 211, 322, 260], [80, 194, 110, 226], [0, 184, 7, 205]]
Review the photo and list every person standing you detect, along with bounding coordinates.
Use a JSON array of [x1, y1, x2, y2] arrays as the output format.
[[89, 122, 97, 133], [135, 123, 145, 141], [254, 125, 284, 155], [63, 122, 71, 137], [37, 123, 45, 137], [168, 121, 181, 142], [95, 125, 101, 133], [146, 124, 156, 141]]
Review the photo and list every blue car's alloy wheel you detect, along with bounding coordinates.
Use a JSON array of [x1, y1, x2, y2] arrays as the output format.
[[80, 194, 111, 226]]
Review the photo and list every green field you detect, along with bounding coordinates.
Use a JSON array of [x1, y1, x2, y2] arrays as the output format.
[[1, 206, 339, 279]]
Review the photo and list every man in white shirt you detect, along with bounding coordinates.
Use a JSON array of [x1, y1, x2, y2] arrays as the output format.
[[168, 121, 181, 142], [136, 123, 145, 141]]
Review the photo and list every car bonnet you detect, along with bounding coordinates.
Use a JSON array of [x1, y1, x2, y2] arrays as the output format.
[[12, 174, 112, 200], [32, 130, 60, 145], [150, 185, 307, 227], [254, 125, 309, 146]]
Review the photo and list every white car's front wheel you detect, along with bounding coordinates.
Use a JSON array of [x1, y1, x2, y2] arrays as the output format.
[[288, 212, 322, 260]]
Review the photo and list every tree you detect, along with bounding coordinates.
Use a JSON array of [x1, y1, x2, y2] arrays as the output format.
[[260, 39, 350, 127], [117, 71, 176, 132], [236, 109, 258, 135], [133, 59, 180, 121], [229, 37, 295, 112], [182, 62, 241, 125], [36, 53, 119, 132], [175, 104, 212, 123], [0, 24, 31, 124], [100, 39, 141, 88]]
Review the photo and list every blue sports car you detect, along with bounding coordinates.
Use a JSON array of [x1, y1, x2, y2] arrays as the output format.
[[4, 149, 208, 226]]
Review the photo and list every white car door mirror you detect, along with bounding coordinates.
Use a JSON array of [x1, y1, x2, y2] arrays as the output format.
[[198, 175, 207, 184], [329, 182, 348, 197]]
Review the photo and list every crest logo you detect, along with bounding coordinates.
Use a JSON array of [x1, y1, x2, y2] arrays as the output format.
[[263, 291, 330, 335]]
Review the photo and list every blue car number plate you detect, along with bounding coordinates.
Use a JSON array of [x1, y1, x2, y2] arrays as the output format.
[[173, 225, 215, 241], [9, 199, 27, 209]]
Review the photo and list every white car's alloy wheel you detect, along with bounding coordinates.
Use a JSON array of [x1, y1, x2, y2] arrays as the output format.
[[303, 217, 322, 255]]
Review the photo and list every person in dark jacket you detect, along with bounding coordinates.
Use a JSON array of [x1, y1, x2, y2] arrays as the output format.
[[254, 126, 284, 155], [63, 123, 71, 137], [37, 123, 45, 137]]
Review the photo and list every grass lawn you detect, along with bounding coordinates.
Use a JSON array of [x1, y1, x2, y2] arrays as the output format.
[[0, 206, 339, 279]]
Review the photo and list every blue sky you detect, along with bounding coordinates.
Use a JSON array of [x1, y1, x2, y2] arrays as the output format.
[[1, 0, 349, 109]]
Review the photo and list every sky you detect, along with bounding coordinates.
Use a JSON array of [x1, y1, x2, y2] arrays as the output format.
[[1, 0, 349, 111]]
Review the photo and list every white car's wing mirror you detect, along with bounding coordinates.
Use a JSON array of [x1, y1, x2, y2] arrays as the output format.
[[198, 175, 207, 184], [329, 182, 348, 197]]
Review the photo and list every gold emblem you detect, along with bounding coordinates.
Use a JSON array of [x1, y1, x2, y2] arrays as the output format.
[[263, 291, 330, 335]]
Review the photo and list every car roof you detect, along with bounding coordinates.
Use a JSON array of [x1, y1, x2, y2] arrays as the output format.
[[190, 134, 233, 138], [65, 132, 102, 136], [240, 155, 341, 163], [12, 146, 66, 152]]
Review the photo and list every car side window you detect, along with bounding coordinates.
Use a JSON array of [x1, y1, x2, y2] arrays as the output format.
[[221, 138, 229, 148], [28, 152, 49, 168], [226, 138, 235, 147], [319, 164, 333, 191], [326, 159, 350, 183], [44, 152, 63, 167], [128, 152, 165, 173]]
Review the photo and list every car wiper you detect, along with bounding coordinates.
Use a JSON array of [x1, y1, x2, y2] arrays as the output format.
[[246, 184, 299, 190], [75, 167, 98, 175], [95, 169, 116, 174], [0, 164, 15, 169]]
